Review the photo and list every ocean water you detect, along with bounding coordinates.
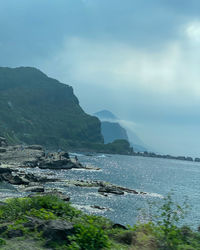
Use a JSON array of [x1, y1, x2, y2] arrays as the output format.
[[1, 154, 200, 228]]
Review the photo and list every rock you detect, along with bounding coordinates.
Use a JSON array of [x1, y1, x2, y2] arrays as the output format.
[[59, 151, 70, 159], [0, 148, 6, 153], [195, 158, 200, 162], [0, 137, 7, 147], [112, 223, 128, 230], [7, 229, 24, 238], [91, 205, 108, 210], [0, 225, 8, 234], [25, 145, 44, 150], [28, 190, 70, 202], [42, 220, 74, 241], [0, 167, 12, 174], [84, 165, 101, 170], [24, 186, 44, 192], [9, 175, 30, 185], [98, 186, 124, 195], [23, 217, 45, 231]]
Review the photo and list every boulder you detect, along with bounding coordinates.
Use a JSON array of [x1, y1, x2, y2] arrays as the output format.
[[23, 217, 45, 231], [42, 220, 74, 241], [40, 159, 76, 170], [112, 223, 127, 230]]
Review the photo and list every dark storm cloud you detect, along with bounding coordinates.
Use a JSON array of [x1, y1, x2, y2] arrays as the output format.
[[0, 0, 200, 66]]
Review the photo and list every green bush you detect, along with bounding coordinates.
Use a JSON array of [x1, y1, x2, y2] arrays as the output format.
[[0, 195, 81, 222], [68, 218, 110, 250], [0, 238, 6, 246]]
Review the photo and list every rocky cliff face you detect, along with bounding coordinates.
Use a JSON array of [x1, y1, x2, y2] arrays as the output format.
[[0, 67, 103, 148]]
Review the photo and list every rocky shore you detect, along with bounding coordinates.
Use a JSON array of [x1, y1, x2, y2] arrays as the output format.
[[0, 137, 146, 205]]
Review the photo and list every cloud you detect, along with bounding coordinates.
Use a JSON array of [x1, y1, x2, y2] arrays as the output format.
[[2, 0, 200, 155], [42, 22, 200, 102]]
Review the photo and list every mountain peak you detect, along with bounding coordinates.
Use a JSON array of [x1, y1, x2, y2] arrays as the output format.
[[94, 110, 118, 121]]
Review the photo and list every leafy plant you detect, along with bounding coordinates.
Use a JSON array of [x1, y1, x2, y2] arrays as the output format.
[[68, 218, 110, 250]]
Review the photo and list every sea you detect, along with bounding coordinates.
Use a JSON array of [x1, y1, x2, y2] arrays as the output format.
[[1, 154, 200, 229]]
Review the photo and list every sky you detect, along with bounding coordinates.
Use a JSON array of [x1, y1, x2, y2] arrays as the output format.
[[1, 0, 200, 156]]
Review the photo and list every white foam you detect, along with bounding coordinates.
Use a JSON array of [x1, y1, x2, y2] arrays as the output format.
[[69, 152, 84, 157], [145, 192, 164, 198], [72, 204, 111, 213]]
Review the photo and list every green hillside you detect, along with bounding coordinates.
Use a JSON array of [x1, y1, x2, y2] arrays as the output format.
[[0, 67, 103, 149]]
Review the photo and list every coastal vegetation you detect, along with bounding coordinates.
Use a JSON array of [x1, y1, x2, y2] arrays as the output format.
[[0, 194, 199, 249]]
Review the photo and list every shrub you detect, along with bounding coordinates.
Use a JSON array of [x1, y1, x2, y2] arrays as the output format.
[[68, 218, 110, 250], [0, 238, 6, 246]]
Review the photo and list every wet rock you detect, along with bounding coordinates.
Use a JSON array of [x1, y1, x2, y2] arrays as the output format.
[[0, 167, 12, 174], [0, 148, 6, 153], [84, 165, 101, 170], [98, 186, 124, 195], [25, 145, 44, 150], [24, 186, 44, 192], [0, 137, 7, 147], [9, 175, 30, 185], [91, 205, 109, 210]]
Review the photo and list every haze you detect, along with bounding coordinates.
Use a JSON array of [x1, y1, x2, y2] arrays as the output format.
[[1, 0, 200, 156]]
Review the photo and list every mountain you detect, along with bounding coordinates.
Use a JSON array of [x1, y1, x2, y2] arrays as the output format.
[[94, 110, 147, 152], [0, 67, 103, 149], [94, 110, 118, 121], [101, 121, 128, 144]]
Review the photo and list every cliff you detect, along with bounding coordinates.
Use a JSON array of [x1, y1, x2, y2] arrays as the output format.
[[0, 67, 103, 149]]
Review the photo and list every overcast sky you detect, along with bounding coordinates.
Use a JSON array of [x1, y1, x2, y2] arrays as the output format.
[[1, 0, 200, 156]]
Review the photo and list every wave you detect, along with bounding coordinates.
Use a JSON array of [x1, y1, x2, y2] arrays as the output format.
[[145, 192, 164, 198], [69, 152, 84, 157]]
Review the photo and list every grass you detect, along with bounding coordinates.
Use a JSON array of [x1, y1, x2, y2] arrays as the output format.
[[0, 194, 199, 249]]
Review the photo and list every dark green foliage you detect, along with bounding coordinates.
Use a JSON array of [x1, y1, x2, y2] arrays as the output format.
[[0, 67, 103, 149], [0, 238, 6, 246], [68, 220, 110, 250]]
